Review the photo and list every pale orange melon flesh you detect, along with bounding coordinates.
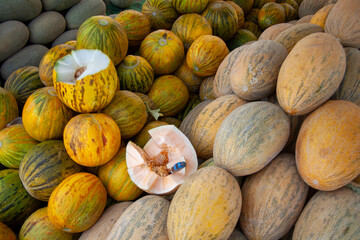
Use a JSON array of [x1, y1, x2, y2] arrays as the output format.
[[126, 125, 197, 195]]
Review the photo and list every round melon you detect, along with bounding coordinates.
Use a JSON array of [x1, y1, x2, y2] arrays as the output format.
[[114, 10, 151, 47], [4, 66, 44, 106], [48, 172, 107, 233], [19, 140, 83, 201], [76, 15, 128, 66], [214, 101, 290, 176], [141, 0, 179, 30], [140, 29, 184, 75], [39, 44, 75, 87], [230, 0, 254, 14], [199, 76, 216, 101], [171, 13, 213, 50], [258, 2, 286, 30], [226, 1, 245, 29], [101, 90, 147, 139], [22, 87, 74, 141], [177, 94, 201, 121], [186, 35, 229, 77], [116, 55, 154, 94], [98, 148, 143, 201], [19, 207, 74, 240], [172, 0, 209, 13], [0, 87, 19, 131], [53, 49, 118, 113], [126, 125, 198, 195], [227, 28, 258, 51], [148, 75, 189, 117], [63, 113, 121, 167], [174, 60, 204, 93], [0, 124, 38, 169], [201, 1, 238, 41], [167, 166, 242, 240], [296, 100, 360, 191]]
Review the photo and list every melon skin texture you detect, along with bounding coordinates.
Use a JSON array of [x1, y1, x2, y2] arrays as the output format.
[[167, 166, 242, 240], [239, 153, 309, 240], [126, 125, 198, 195], [325, 0, 360, 48], [0, 20, 29, 62], [293, 186, 360, 239], [214, 101, 290, 176], [296, 100, 360, 191], [276, 32, 346, 115]]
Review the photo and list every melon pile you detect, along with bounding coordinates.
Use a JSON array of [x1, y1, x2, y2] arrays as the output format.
[[1, 0, 360, 239]]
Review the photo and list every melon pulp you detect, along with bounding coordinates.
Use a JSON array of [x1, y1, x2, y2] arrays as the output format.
[[53, 49, 118, 113], [126, 125, 197, 195]]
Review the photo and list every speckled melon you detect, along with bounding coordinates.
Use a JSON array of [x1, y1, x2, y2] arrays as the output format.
[[141, 0, 179, 30], [0, 87, 19, 131]]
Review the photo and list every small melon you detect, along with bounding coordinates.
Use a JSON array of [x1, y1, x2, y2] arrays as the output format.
[[126, 125, 198, 195]]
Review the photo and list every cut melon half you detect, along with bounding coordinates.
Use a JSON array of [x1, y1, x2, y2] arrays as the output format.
[[126, 125, 198, 195], [53, 49, 118, 113]]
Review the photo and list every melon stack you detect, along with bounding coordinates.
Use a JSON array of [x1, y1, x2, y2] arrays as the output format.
[[0, 0, 360, 239]]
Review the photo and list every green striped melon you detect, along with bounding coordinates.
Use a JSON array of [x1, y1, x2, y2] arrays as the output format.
[[281, 3, 297, 21], [167, 166, 242, 240], [98, 148, 143, 201], [106, 195, 169, 240], [116, 55, 154, 94], [76, 15, 128, 66], [226, 1, 245, 29], [214, 101, 290, 176], [148, 75, 189, 117], [227, 29, 258, 51], [141, 0, 179, 30], [133, 121, 168, 148], [0, 169, 41, 229], [0, 124, 38, 169], [19, 207, 74, 240], [230, 0, 254, 14], [243, 21, 262, 38], [202, 1, 238, 41], [102, 90, 148, 139], [174, 60, 204, 93], [199, 76, 216, 101], [254, 0, 276, 8], [19, 140, 82, 201], [258, 2, 286, 30], [0, 87, 19, 131], [172, 0, 209, 14], [4, 66, 44, 106], [245, 8, 260, 23]]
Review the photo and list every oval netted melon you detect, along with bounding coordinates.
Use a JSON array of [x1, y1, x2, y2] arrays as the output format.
[[296, 100, 360, 191], [19, 207, 74, 240], [65, 0, 106, 29], [148, 75, 189, 117], [0, 124, 38, 169], [28, 11, 66, 45], [4, 66, 44, 106], [0, 20, 29, 62], [101, 90, 147, 139], [39, 44, 75, 87], [239, 153, 309, 240], [63, 113, 121, 167], [106, 195, 169, 240], [0, 0, 42, 22], [99, 148, 143, 201], [140, 29, 184, 75], [258, 22, 293, 40], [293, 186, 360, 239], [0, 87, 19, 131], [79, 202, 132, 240], [1, 44, 48, 81], [276, 32, 346, 115], [76, 15, 128, 66], [167, 166, 242, 240], [141, 0, 179, 30], [22, 87, 74, 142], [214, 101, 290, 176], [48, 172, 107, 233], [53, 49, 118, 113], [230, 40, 287, 100], [126, 125, 198, 195], [19, 140, 83, 201], [171, 13, 213, 50]]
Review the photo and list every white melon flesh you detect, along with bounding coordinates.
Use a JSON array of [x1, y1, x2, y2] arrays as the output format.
[[54, 49, 110, 84], [126, 125, 198, 195]]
